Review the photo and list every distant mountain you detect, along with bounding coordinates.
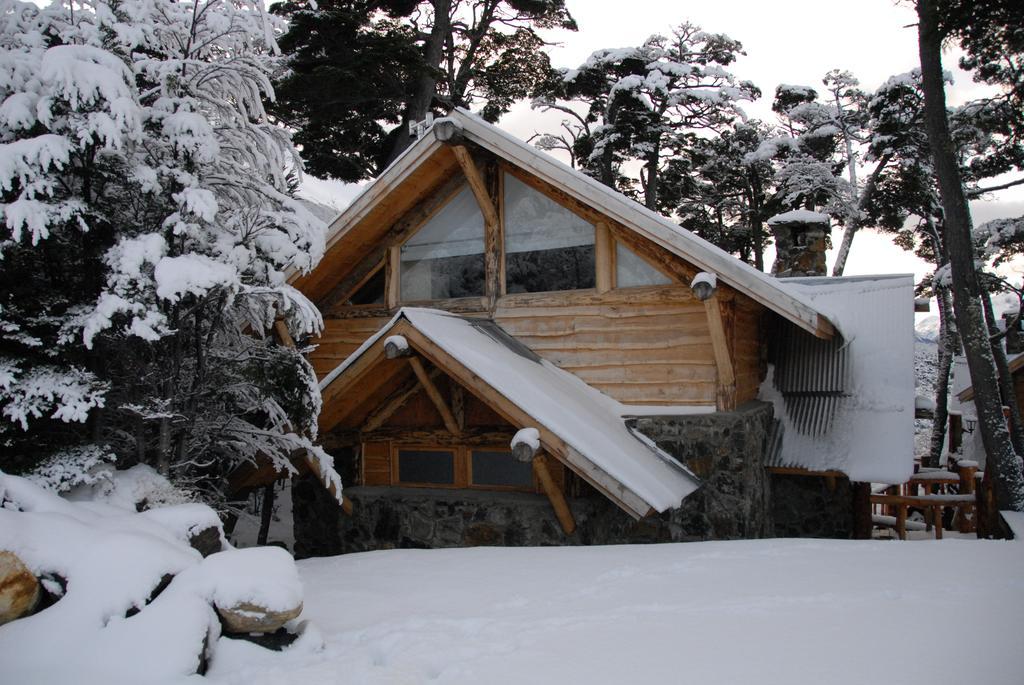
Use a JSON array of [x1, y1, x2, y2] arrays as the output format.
[[916, 315, 940, 344]]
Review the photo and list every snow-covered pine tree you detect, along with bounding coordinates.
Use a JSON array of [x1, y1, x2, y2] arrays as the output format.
[[0, 0, 339, 501], [533, 22, 758, 211]]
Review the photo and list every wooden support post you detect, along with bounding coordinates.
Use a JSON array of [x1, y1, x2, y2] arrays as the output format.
[[451, 382, 465, 431], [408, 356, 461, 436], [933, 506, 943, 539], [852, 482, 872, 540], [595, 222, 614, 293], [957, 462, 977, 533], [452, 145, 501, 310], [699, 290, 736, 411], [386, 246, 401, 308], [534, 454, 576, 535], [896, 504, 907, 540]]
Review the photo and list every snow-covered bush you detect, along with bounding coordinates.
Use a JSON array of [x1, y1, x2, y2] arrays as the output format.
[[0, 0, 338, 500], [0, 472, 321, 681]]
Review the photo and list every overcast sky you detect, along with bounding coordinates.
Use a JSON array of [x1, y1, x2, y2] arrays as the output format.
[[297, 0, 1024, 290]]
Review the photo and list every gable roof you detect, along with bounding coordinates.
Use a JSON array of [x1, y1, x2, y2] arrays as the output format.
[[957, 352, 1024, 402], [292, 108, 837, 339], [319, 308, 702, 518]]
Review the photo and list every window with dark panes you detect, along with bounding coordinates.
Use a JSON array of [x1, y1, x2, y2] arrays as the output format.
[[504, 173, 595, 293], [400, 185, 485, 301], [346, 266, 385, 305], [471, 449, 534, 488], [397, 449, 455, 485]]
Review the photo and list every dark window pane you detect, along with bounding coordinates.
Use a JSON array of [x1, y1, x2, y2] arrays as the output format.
[[504, 173, 595, 293], [506, 244, 595, 294], [471, 450, 534, 487], [398, 450, 455, 484], [347, 267, 385, 305], [425, 253, 485, 299]]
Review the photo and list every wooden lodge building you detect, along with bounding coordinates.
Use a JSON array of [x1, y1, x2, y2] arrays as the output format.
[[285, 110, 915, 556]]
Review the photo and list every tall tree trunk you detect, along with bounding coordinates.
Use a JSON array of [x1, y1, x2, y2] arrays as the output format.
[[830, 152, 894, 276], [644, 142, 660, 211], [917, 0, 1024, 517], [257, 483, 276, 546], [982, 292, 1024, 456], [928, 283, 955, 467], [386, 0, 452, 165], [748, 173, 765, 271]]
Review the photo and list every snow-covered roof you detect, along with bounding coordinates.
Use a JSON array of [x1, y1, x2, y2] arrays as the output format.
[[307, 108, 836, 339], [762, 274, 916, 484], [320, 308, 701, 517], [957, 351, 1024, 402]]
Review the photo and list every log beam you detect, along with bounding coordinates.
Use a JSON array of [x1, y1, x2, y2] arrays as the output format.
[[362, 368, 440, 433], [534, 454, 576, 535], [408, 356, 461, 436], [699, 290, 736, 411], [595, 222, 614, 293], [452, 145, 501, 309]]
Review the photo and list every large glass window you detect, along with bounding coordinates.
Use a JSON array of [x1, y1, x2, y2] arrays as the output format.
[[616, 242, 672, 287], [504, 173, 595, 293], [397, 449, 455, 485], [400, 185, 485, 301], [471, 449, 534, 488]]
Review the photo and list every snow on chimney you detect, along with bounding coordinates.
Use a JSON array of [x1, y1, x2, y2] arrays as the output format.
[[768, 210, 829, 278]]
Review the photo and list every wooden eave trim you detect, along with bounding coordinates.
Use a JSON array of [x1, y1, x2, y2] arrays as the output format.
[[458, 114, 835, 339]]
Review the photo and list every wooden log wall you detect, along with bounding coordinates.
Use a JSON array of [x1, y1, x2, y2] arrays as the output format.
[[494, 285, 718, 405], [307, 283, 764, 408]]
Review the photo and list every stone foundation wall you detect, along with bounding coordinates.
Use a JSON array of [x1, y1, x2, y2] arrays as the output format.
[[630, 401, 775, 540], [293, 402, 780, 556]]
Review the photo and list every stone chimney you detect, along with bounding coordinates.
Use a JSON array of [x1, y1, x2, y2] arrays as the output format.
[[768, 210, 829, 278]]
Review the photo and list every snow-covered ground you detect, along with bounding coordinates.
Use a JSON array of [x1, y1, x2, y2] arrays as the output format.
[[207, 539, 1024, 685]]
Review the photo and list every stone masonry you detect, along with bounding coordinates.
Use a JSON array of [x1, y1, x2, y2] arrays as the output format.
[[293, 402, 781, 556]]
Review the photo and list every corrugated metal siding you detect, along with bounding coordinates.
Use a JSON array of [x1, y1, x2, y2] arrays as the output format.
[[772, 325, 849, 437]]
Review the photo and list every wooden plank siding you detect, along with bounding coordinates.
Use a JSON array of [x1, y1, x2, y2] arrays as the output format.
[[309, 287, 761, 407], [733, 298, 765, 404], [496, 285, 718, 405]]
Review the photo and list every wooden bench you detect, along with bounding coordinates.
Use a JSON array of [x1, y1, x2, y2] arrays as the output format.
[[871, 463, 978, 539]]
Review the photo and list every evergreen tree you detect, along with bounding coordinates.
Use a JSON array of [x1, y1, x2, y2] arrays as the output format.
[[533, 22, 757, 211], [0, 0, 339, 502], [271, 0, 576, 181]]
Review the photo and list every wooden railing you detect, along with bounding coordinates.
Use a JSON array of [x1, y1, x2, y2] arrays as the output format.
[[871, 463, 979, 540]]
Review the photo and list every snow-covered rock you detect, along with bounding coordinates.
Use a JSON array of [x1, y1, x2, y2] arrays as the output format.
[[0, 472, 309, 682], [0, 551, 39, 626]]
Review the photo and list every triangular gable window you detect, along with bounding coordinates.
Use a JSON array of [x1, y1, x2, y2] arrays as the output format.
[[346, 265, 385, 305], [400, 184, 485, 301], [504, 173, 595, 293], [615, 242, 672, 287]]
